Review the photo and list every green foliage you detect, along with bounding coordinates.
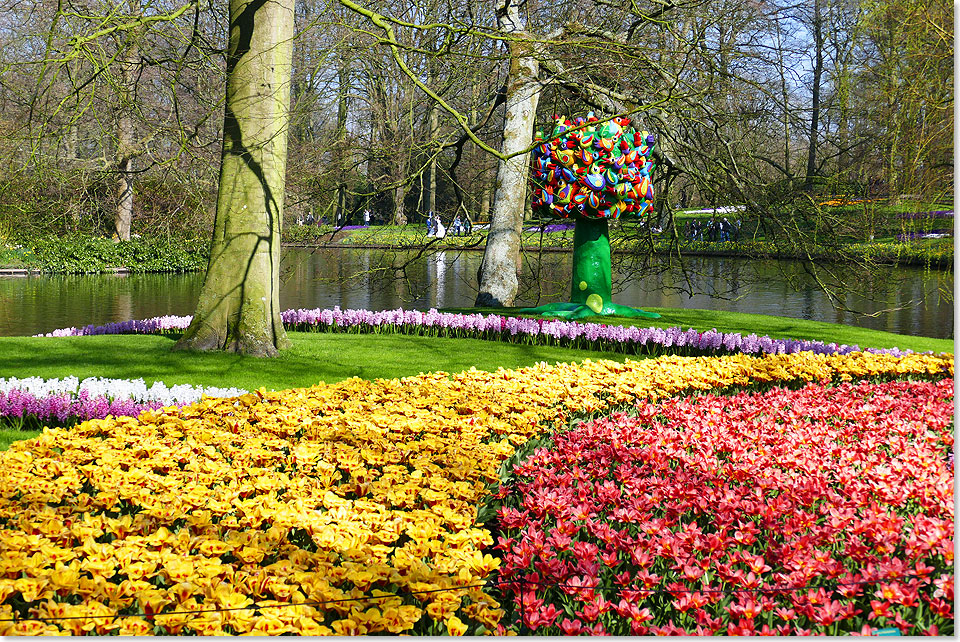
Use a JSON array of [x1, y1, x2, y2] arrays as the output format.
[[0, 170, 108, 237], [0, 171, 216, 240], [133, 176, 215, 238], [0, 244, 37, 268], [647, 237, 952, 267], [282, 224, 339, 243], [24, 234, 208, 273]]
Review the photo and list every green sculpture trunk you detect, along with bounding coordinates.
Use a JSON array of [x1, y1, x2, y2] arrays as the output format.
[[516, 217, 659, 320], [570, 218, 614, 314]]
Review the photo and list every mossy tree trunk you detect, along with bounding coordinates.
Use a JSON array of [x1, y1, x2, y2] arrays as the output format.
[[174, 0, 293, 357], [115, 35, 138, 242], [475, 0, 540, 307]]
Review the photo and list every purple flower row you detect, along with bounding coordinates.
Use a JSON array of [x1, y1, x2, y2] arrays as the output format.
[[279, 307, 912, 357], [37, 307, 916, 358], [897, 210, 954, 219], [524, 223, 576, 233], [37, 315, 192, 337], [896, 230, 952, 241], [0, 388, 166, 430]]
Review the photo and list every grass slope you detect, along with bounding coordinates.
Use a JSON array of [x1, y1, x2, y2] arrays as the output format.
[[0, 332, 637, 392]]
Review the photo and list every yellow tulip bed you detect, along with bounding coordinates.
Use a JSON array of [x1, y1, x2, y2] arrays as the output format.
[[0, 351, 952, 635]]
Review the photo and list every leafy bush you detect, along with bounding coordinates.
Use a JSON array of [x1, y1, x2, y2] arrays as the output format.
[[282, 223, 338, 244], [25, 234, 208, 273]]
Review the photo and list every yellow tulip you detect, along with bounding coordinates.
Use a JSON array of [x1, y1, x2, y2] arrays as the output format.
[[137, 589, 170, 617], [186, 610, 225, 635], [117, 617, 154, 635], [446, 615, 469, 636], [8, 619, 62, 636], [47, 563, 81, 596], [154, 609, 193, 635], [331, 617, 368, 635], [247, 612, 291, 635], [126, 557, 160, 580], [167, 580, 199, 605], [161, 558, 195, 583], [296, 619, 333, 635], [14, 577, 50, 603]]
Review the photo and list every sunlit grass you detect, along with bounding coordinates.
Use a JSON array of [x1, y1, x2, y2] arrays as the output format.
[[0, 332, 641, 393]]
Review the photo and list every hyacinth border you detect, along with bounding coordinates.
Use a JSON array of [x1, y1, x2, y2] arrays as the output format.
[[0, 377, 249, 430], [35, 307, 928, 359]]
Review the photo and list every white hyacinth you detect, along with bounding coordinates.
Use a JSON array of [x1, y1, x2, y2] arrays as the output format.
[[0, 376, 248, 404]]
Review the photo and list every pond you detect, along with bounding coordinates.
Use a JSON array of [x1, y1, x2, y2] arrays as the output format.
[[0, 247, 952, 339]]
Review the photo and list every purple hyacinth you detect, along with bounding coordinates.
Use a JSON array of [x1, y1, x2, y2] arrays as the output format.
[[39, 306, 923, 360]]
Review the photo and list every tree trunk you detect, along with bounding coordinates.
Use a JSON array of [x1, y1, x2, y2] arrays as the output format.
[[115, 40, 138, 241], [335, 64, 349, 224], [479, 184, 491, 222], [174, 0, 294, 357], [428, 104, 438, 215], [475, 5, 540, 307], [393, 183, 407, 225], [804, 0, 823, 191], [116, 151, 133, 240]]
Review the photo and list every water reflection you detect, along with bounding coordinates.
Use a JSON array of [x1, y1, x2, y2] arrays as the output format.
[[0, 248, 952, 339]]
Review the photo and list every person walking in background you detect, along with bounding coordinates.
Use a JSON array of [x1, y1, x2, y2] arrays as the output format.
[[363, 209, 371, 226]]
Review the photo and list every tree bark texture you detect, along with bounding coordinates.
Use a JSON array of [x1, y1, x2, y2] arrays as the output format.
[[335, 64, 349, 223], [804, 0, 823, 191], [428, 103, 438, 215], [393, 183, 407, 225], [115, 40, 138, 241], [475, 30, 540, 307], [174, 0, 294, 357]]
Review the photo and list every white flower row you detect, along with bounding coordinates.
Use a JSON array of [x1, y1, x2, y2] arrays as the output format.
[[0, 376, 249, 406]]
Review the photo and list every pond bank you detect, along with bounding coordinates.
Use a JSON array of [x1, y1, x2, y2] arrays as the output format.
[[0, 231, 951, 273], [284, 238, 953, 269]]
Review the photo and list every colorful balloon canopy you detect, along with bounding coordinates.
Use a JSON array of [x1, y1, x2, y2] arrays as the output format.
[[531, 113, 656, 220]]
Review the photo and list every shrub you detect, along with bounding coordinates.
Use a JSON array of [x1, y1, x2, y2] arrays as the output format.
[[26, 234, 208, 273]]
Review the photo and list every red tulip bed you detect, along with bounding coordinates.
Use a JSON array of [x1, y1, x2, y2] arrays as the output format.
[[489, 378, 954, 635]]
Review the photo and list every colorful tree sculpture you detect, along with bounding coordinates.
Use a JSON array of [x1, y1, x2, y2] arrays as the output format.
[[520, 113, 661, 320]]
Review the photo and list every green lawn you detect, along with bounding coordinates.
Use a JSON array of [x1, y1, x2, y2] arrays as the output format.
[[0, 308, 950, 392], [0, 332, 639, 393]]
